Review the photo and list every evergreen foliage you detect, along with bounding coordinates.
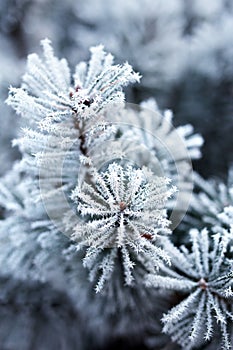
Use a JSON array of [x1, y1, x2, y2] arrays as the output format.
[[0, 10, 232, 347], [146, 229, 233, 349]]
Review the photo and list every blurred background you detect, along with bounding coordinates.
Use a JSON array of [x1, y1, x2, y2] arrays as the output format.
[[0, 1, 232, 349]]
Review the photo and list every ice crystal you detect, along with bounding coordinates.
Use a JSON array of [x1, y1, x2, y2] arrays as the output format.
[[6, 39, 140, 236], [111, 98, 203, 226], [71, 162, 176, 291], [146, 228, 233, 349], [183, 166, 233, 231]]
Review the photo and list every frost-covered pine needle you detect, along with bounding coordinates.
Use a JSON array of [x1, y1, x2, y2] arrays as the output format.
[[146, 228, 233, 350], [71, 162, 176, 291]]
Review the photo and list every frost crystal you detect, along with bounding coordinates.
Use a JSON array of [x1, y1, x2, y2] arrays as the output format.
[[184, 166, 233, 231], [0, 2, 232, 348], [111, 98, 203, 225], [146, 228, 233, 350], [6, 39, 140, 166], [72, 162, 176, 291], [6, 39, 140, 236]]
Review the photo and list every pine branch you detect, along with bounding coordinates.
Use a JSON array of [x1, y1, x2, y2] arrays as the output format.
[[146, 228, 233, 350], [71, 161, 176, 290]]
